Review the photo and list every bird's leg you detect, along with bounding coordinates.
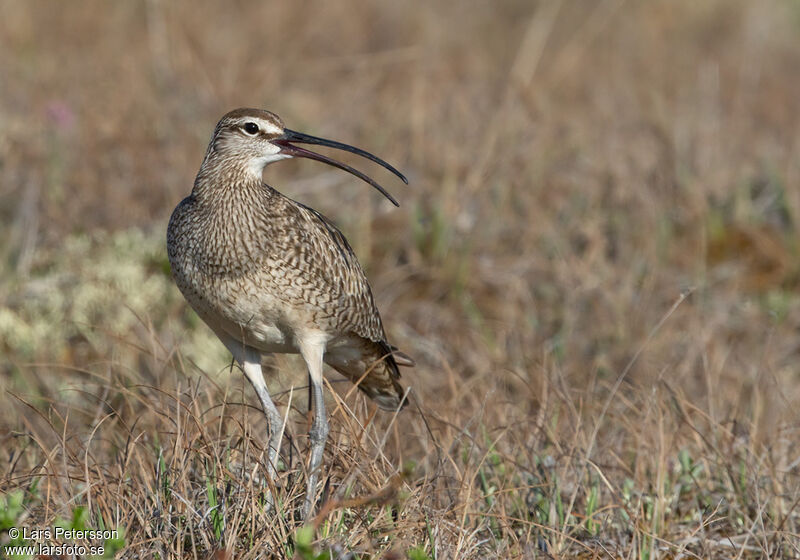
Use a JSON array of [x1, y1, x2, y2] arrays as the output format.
[[217, 334, 285, 503], [241, 353, 284, 510], [299, 336, 329, 519], [305, 371, 328, 517]]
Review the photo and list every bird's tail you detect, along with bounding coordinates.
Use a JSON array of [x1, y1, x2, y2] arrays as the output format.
[[324, 337, 413, 411]]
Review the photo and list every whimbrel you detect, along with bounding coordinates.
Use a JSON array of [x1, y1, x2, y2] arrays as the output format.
[[167, 108, 412, 515]]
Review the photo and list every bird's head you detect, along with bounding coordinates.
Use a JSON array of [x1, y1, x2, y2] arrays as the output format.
[[203, 108, 407, 205]]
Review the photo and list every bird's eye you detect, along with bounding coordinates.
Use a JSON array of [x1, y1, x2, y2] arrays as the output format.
[[243, 122, 259, 135]]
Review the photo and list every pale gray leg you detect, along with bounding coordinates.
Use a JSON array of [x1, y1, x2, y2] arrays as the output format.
[[298, 335, 329, 518], [242, 356, 283, 508], [219, 335, 283, 510]]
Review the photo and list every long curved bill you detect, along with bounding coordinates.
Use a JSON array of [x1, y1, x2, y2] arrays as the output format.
[[273, 128, 408, 207]]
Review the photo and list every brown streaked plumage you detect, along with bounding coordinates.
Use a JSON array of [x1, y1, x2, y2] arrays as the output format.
[[166, 108, 412, 516]]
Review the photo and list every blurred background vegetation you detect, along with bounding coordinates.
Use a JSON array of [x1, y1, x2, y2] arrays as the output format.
[[1, 1, 799, 558]]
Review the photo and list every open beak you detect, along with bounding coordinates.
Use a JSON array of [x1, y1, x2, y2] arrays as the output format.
[[272, 128, 407, 206]]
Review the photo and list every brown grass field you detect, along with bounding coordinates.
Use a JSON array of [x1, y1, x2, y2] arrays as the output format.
[[2, 1, 800, 558]]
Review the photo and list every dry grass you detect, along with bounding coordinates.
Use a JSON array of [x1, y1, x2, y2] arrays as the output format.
[[2, 0, 800, 558]]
